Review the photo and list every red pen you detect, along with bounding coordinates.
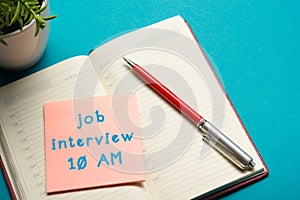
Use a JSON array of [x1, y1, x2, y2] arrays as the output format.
[[123, 57, 255, 170]]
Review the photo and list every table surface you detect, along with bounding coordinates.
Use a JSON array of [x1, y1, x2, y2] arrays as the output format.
[[1, 1, 299, 199]]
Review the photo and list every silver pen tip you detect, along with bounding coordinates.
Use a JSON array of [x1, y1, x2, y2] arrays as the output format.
[[122, 57, 135, 68]]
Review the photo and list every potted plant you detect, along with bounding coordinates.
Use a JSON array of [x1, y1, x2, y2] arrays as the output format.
[[0, 0, 56, 70]]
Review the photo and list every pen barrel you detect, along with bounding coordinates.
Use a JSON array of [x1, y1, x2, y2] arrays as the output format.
[[132, 64, 203, 125], [198, 120, 255, 170]]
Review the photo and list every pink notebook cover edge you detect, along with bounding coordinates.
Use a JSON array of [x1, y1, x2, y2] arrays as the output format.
[[0, 155, 17, 200]]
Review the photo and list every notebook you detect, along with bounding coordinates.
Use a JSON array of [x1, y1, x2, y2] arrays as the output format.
[[0, 15, 268, 199]]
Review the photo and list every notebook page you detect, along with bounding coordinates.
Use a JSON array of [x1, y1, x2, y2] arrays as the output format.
[[88, 16, 265, 199], [0, 56, 151, 199]]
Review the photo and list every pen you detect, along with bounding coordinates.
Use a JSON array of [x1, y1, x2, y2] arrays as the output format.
[[123, 57, 255, 170]]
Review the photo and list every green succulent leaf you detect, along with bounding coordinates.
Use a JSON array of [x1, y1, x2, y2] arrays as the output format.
[[34, 21, 39, 36], [0, 38, 8, 46], [43, 15, 56, 21], [17, 17, 23, 30], [9, 1, 21, 26]]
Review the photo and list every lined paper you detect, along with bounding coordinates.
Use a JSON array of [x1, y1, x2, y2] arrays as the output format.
[[0, 56, 151, 199]]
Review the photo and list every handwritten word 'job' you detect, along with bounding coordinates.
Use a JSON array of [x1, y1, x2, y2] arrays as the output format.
[[76, 109, 104, 129]]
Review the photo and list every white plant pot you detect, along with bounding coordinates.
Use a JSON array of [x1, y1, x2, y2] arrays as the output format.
[[0, 0, 50, 71]]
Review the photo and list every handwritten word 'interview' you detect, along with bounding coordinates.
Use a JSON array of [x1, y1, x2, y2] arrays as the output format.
[[51, 132, 134, 150]]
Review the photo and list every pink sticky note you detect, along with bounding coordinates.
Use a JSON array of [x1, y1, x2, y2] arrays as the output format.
[[44, 94, 145, 194]]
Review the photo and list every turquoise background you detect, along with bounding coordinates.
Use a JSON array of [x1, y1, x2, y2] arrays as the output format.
[[0, 0, 299, 199]]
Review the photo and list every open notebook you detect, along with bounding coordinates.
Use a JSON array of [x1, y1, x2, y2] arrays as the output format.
[[0, 16, 268, 199]]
